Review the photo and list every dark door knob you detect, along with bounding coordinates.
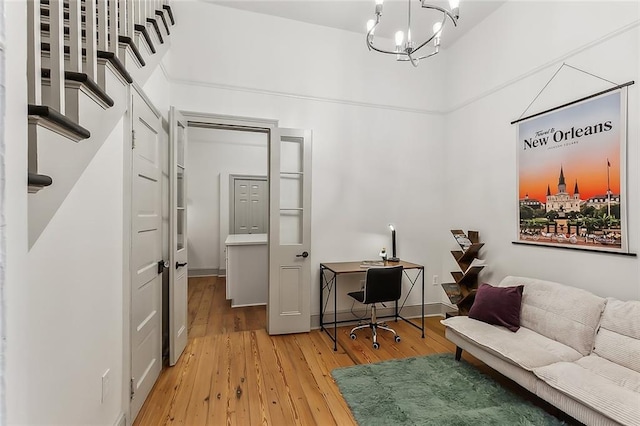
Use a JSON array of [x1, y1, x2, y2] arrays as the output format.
[[157, 260, 168, 274], [295, 251, 309, 258], [176, 262, 188, 269]]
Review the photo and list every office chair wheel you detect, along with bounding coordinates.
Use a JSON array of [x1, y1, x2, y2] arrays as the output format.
[[350, 333, 357, 340], [372, 342, 380, 350], [395, 335, 401, 343]]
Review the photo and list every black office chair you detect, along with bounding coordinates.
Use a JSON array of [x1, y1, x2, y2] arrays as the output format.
[[348, 265, 403, 349]]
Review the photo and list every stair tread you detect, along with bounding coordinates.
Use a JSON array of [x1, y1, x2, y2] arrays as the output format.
[[28, 104, 91, 140], [41, 68, 115, 107]]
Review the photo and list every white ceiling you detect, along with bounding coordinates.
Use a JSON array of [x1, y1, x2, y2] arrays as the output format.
[[206, 0, 506, 48]]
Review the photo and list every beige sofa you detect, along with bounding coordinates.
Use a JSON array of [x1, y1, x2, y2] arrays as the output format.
[[441, 276, 640, 426]]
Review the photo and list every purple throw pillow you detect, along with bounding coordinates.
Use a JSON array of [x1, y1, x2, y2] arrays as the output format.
[[468, 283, 524, 332]]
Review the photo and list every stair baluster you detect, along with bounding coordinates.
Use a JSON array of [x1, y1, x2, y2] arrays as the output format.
[[108, 0, 119, 57], [68, 0, 82, 72], [49, 0, 66, 114], [85, 0, 98, 81]]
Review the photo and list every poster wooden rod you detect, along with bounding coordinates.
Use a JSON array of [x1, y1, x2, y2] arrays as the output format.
[[512, 241, 637, 257], [511, 80, 635, 125]]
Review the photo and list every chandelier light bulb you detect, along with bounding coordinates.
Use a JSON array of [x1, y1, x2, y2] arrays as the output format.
[[366, 19, 375, 33], [449, 0, 460, 18], [395, 30, 404, 48], [432, 21, 442, 36], [375, 0, 384, 15]]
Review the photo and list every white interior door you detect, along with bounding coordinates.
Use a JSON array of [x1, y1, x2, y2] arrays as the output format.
[[169, 107, 188, 365], [130, 91, 162, 419], [268, 128, 312, 334]]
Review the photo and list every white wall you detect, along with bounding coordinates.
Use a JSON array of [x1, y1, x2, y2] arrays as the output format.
[[169, 1, 446, 114], [169, 1, 448, 313], [0, 0, 6, 418], [4, 1, 29, 422], [186, 127, 268, 273], [440, 1, 640, 301], [14, 120, 125, 425]]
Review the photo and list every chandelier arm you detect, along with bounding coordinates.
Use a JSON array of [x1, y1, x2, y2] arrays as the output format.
[[407, 53, 420, 67], [367, 38, 406, 56], [366, 17, 381, 51], [416, 49, 439, 61], [411, 13, 446, 54], [420, 3, 458, 26], [411, 34, 437, 55], [407, 0, 412, 42]]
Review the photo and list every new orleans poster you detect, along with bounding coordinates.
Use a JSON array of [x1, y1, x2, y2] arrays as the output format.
[[517, 90, 628, 252]]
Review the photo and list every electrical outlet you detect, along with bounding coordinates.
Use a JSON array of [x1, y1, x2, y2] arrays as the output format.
[[101, 369, 111, 404], [432, 275, 439, 285]]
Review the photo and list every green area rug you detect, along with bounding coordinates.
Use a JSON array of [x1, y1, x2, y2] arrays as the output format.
[[331, 353, 565, 426]]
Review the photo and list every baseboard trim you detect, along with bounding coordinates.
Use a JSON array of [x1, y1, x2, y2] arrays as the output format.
[[114, 413, 126, 426], [231, 302, 267, 308], [188, 268, 220, 277], [310, 303, 448, 329]]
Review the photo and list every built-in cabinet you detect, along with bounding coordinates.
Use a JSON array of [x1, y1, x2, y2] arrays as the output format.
[[225, 233, 268, 307]]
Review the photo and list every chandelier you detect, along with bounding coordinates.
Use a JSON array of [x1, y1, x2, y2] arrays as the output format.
[[366, 0, 460, 67]]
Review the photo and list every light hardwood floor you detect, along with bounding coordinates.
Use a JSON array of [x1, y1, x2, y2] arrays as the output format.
[[134, 276, 576, 425]]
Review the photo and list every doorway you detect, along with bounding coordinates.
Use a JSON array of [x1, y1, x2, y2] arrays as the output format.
[[181, 112, 313, 336], [187, 126, 269, 314]]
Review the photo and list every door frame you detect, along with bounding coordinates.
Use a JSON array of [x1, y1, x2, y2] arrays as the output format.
[[181, 111, 277, 316], [122, 83, 164, 424]]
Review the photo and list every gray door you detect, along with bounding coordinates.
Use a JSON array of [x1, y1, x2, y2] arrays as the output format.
[[233, 178, 267, 234]]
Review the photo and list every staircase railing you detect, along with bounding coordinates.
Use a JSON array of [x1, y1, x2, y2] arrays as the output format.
[[27, 0, 174, 193]]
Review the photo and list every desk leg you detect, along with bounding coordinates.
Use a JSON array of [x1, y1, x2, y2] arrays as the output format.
[[421, 267, 425, 338], [320, 266, 324, 332], [334, 274, 338, 351]]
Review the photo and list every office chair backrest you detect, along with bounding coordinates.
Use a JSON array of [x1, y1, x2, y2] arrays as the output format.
[[363, 266, 403, 304]]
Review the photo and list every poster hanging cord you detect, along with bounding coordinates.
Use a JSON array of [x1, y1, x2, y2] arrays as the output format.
[[517, 63, 620, 121]]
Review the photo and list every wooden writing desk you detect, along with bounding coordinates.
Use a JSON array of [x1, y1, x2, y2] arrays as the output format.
[[319, 260, 425, 351]]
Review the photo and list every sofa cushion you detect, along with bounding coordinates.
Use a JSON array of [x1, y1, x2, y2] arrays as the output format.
[[593, 298, 640, 373], [468, 283, 524, 332], [576, 355, 640, 393], [441, 316, 582, 370], [499, 276, 606, 356], [534, 358, 640, 426]]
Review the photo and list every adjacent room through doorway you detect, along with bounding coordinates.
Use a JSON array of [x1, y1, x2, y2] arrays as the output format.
[[186, 126, 269, 328]]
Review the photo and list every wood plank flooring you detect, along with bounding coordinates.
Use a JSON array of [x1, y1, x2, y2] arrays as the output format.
[[134, 276, 578, 425]]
